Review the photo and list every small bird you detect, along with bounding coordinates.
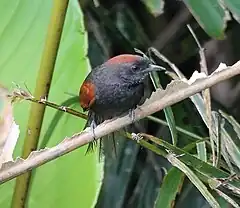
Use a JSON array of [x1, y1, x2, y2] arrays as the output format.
[[79, 54, 162, 154]]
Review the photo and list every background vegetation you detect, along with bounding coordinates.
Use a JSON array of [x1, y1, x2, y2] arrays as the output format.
[[0, 0, 240, 208]]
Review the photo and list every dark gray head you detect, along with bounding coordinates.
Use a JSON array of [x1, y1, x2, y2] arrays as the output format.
[[104, 54, 163, 84]]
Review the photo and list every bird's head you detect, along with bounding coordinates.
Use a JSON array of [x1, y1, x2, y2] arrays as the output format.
[[79, 54, 163, 111], [105, 54, 163, 84]]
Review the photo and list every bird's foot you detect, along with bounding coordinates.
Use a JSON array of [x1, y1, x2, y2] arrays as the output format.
[[131, 133, 143, 142]]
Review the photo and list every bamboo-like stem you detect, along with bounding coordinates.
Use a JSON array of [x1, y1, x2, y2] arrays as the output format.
[[11, 1, 69, 208], [0, 60, 239, 185]]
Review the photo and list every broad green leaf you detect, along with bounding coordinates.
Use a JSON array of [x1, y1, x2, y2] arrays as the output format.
[[155, 167, 185, 208], [183, 0, 230, 38], [39, 96, 79, 149], [0, 1, 102, 208]]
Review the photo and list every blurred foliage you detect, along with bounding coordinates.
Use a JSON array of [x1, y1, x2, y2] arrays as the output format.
[[140, 0, 164, 17], [0, 0, 239, 208], [81, 0, 240, 208]]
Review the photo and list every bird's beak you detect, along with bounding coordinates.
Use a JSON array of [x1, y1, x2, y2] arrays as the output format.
[[142, 64, 165, 74]]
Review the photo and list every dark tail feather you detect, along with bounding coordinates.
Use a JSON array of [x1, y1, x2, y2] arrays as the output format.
[[83, 111, 118, 158], [85, 139, 98, 154], [83, 110, 102, 155], [83, 111, 119, 158], [86, 133, 117, 159], [83, 110, 146, 158], [102, 132, 117, 158]]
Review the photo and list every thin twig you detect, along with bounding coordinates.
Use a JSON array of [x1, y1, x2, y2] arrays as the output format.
[[147, 116, 203, 141], [187, 24, 215, 166], [27, 96, 87, 119], [0, 62, 239, 184], [12, 85, 88, 119], [148, 47, 184, 78]]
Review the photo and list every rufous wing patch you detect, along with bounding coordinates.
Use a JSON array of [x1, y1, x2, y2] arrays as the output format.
[[79, 81, 96, 111]]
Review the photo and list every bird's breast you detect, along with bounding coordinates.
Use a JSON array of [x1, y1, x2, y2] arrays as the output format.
[[92, 81, 144, 119]]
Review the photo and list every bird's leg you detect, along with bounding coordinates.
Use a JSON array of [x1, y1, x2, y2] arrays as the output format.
[[90, 119, 97, 139], [86, 110, 98, 140], [128, 109, 136, 123]]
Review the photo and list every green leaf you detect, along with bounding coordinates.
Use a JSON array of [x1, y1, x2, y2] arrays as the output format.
[[166, 153, 220, 208], [164, 107, 178, 146], [0, 0, 102, 207], [183, 0, 230, 38], [197, 142, 207, 162], [219, 110, 240, 170], [215, 189, 240, 208], [150, 72, 178, 146], [39, 96, 79, 149], [155, 167, 185, 208], [144, 134, 240, 188]]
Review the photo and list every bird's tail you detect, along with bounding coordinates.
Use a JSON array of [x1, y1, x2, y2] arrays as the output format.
[[83, 110, 148, 159], [83, 111, 117, 159]]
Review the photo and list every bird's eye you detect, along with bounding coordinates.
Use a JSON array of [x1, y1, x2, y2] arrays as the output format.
[[131, 65, 138, 71]]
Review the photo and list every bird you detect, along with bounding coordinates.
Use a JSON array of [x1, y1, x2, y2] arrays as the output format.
[[79, 54, 162, 155]]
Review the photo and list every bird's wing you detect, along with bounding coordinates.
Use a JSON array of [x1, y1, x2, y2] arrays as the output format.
[[79, 80, 96, 110]]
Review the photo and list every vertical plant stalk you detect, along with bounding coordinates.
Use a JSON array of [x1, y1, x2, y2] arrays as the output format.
[[187, 24, 214, 165], [11, 0, 69, 207]]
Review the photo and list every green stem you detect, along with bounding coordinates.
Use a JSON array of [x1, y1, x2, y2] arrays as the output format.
[[125, 132, 167, 157], [147, 115, 203, 141], [26, 96, 88, 120], [11, 1, 69, 208]]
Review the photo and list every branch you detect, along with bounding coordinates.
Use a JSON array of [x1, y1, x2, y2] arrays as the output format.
[[187, 24, 215, 165], [0, 60, 240, 184], [12, 88, 87, 120]]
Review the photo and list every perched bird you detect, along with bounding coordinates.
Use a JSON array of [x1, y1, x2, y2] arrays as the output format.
[[79, 54, 162, 154]]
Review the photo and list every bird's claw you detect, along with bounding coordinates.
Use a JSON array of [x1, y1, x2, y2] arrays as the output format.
[[90, 120, 97, 139], [131, 133, 143, 142]]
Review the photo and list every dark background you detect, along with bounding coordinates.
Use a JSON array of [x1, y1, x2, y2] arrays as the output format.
[[79, 0, 240, 207]]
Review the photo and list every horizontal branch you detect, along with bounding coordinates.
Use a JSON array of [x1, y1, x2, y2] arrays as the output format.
[[0, 61, 239, 184]]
